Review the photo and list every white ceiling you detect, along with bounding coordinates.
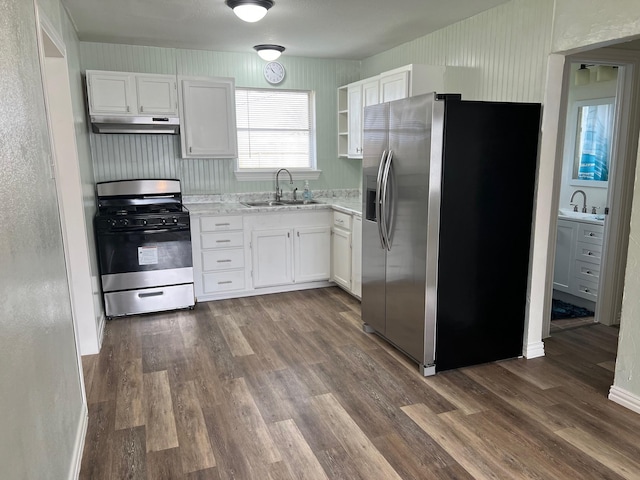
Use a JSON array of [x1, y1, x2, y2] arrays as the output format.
[[62, 0, 510, 60]]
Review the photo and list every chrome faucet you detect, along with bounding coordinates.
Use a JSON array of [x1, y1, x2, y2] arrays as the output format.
[[570, 189, 587, 213], [275, 168, 293, 202]]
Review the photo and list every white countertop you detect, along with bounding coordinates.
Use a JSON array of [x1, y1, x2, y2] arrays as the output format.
[[558, 208, 605, 226], [185, 197, 362, 217]]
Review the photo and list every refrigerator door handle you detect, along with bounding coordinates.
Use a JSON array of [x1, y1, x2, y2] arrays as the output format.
[[381, 150, 394, 251], [375, 150, 389, 249]]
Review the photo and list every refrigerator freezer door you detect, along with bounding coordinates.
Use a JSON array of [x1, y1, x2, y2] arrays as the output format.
[[384, 94, 434, 363], [362, 102, 389, 335]]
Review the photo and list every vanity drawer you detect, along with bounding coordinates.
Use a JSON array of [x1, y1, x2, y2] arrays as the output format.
[[573, 278, 599, 302], [575, 259, 600, 283], [333, 211, 352, 230], [575, 241, 602, 264], [201, 231, 244, 249], [577, 223, 604, 245], [202, 248, 245, 271], [203, 270, 245, 293], [200, 215, 243, 232]]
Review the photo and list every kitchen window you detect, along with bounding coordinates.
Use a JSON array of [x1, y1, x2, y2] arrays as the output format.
[[234, 88, 320, 180]]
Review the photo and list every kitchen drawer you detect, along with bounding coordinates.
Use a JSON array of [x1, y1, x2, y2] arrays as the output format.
[[201, 231, 244, 249], [575, 259, 600, 284], [577, 222, 604, 245], [200, 215, 243, 232], [202, 248, 245, 271], [573, 277, 599, 302], [333, 211, 352, 230], [203, 270, 245, 293], [575, 241, 602, 264], [104, 283, 194, 317]]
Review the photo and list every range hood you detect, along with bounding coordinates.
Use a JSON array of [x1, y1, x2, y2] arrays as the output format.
[[90, 115, 180, 134]]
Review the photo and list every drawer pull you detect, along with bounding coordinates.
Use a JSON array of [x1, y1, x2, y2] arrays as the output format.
[[589, 232, 594, 237], [583, 288, 590, 293], [586, 270, 592, 275], [217, 259, 232, 263], [215, 223, 230, 226], [216, 239, 231, 243], [138, 291, 163, 298], [587, 251, 593, 256], [218, 281, 233, 285]]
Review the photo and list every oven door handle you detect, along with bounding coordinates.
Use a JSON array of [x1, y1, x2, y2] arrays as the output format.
[[97, 227, 190, 235]]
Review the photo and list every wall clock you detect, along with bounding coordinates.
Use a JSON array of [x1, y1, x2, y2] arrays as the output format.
[[264, 61, 286, 84]]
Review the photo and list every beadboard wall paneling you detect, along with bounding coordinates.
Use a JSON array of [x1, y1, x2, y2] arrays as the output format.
[[80, 42, 361, 194], [361, 0, 554, 103]]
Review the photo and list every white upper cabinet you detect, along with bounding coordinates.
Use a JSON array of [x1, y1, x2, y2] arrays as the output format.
[[86, 70, 178, 117], [179, 76, 238, 159], [379, 70, 409, 103], [339, 64, 448, 160], [347, 83, 364, 159], [135, 75, 177, 115], [86, 71, 135, 115]]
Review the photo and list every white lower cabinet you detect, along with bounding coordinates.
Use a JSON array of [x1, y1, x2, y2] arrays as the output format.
[[351, 216, 362, 298], [330, 211, 362, 298], [251, 228, 294, 288], [248, 212, 331, 290], [192, 215, 247, 299], [192, 210, 333, 300], [553, 218, 604, 301]]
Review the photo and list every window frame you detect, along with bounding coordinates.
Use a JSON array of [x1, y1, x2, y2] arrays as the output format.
[[234, 87, 321, 181]]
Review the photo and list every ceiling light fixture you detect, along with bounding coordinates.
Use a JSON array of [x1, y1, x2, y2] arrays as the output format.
[[254, 44, 285, 61], [574, 64, 591, 86], [226, 0, 274, 23]]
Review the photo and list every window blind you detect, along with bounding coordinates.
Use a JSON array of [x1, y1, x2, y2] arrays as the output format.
[[235, 89, 314, 170]]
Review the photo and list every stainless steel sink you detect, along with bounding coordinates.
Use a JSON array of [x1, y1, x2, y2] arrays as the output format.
[[279, 199, 321, 205], [242, 201, 285, 207], [242, 199, 321, 208]]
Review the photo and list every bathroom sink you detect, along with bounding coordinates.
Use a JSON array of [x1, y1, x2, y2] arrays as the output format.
[[558, 208, 605, 222]]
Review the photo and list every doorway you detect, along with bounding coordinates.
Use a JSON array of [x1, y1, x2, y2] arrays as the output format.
[[545, 45, 640, 339]]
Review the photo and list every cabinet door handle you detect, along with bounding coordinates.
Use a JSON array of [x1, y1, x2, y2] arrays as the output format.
[[189, 146, 192, 153], [126, 106, 130, 113], [140, 105, 144, 113]]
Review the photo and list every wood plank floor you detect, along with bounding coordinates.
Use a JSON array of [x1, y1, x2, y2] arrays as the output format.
[[80, 287, 640, 480]]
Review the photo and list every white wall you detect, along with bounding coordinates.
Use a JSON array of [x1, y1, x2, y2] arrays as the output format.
[[0, 0, 85, 477]]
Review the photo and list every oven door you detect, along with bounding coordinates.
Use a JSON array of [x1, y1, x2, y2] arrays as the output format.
[[96, 226, 193, 292]]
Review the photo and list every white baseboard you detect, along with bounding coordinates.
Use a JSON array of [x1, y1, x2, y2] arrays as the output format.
[[609, 386, 640, 415], [68, 403, 88, 480], [523, 341, 545, 359]]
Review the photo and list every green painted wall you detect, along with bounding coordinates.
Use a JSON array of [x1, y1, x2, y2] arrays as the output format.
[[80, 42, 361, 194]]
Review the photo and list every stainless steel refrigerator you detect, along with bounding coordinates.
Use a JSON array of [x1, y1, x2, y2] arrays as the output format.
[[361, 93, 541, 375]]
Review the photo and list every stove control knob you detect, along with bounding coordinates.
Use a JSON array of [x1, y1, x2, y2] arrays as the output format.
[[141, 219, 148, 226], [109, 219, 117, 227], [172, 217, 178, 224], [162, 218, 166, 225], [121, 219, 129, 226]]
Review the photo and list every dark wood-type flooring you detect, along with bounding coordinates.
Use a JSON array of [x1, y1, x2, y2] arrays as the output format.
[[80, 287, 640, 479]]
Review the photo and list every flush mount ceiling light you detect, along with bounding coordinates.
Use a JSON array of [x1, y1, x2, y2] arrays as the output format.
[[574, 64, 591, 86], [254, 44, 285, 61], [226, 0, 274, 23]]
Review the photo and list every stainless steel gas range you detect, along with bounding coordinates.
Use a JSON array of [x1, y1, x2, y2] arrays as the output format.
[[94, 179, 195, 319]]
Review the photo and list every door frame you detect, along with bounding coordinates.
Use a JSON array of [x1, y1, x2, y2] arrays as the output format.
[[34, 5, 91, 477], [542, 48, 640, 337]]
